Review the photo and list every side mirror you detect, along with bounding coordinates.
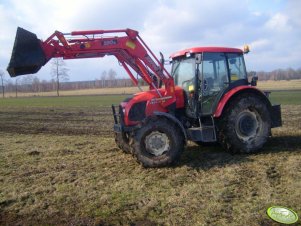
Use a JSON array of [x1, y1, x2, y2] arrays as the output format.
[[195, 53, 202, 64], [251, 76, 258, 86], [195, 54, 202, 80]]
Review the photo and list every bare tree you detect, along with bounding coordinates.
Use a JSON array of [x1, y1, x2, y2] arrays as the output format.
[[101, 70, 107, 80], [32, 76, 40, 93], [50, 79, 56, 91], [108, 68, 117, 87], [40, 80, 49, 92], [94, 78, 102, 88], [108, 68, 117, 79], [51, 58, 69, 96], [0, 70, 5, 98], [101, 70, 107, 88], [21, 75, 34, 92], [14, 77, 21, 97]]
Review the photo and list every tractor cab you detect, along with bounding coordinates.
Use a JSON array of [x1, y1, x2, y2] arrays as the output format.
[[171, 47, 248, 118]]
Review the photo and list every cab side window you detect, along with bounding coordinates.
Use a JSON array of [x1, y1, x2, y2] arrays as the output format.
[[227, 53, 247, 82]]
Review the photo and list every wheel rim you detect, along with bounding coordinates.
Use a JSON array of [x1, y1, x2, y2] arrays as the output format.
[[145, 131, 170, 156], [235, 110, 260, 140]]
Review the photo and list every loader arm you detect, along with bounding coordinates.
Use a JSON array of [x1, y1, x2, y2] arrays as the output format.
[[7, 27, 176, 104]]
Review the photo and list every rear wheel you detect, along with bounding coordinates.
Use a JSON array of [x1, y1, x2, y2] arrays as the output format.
[[133, 117, 184, 168], [115, 132, 132, 154], [218, 94, 271, 154]]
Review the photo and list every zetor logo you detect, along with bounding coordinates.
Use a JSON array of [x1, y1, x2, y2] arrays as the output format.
[[102, 39, 118, 46], [267, 206, 299, 224]]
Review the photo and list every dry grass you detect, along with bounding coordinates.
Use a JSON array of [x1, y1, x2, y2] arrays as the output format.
[[257, 79, 301, 91], [4, 86, 148, 98], [0, 101, 300, 225]]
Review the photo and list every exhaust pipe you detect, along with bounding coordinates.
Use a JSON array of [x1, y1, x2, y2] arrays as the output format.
[[7, 27, 47, 77]]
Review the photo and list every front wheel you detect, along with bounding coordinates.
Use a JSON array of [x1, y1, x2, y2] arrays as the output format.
[[115, 132, 132, 154], [133, 117, 184, 168], [218, 94, 271, 154]]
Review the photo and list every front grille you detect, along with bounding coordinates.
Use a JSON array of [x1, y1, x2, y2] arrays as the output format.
[[128, 101, 146, 122]]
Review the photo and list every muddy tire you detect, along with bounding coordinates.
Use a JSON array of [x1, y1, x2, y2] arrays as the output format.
[[115, 132, 132, 154], [133, 117, 184, 168], [218, 94, 271, 154]]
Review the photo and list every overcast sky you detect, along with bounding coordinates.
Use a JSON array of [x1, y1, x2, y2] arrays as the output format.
[[1, 0, 300, 82]]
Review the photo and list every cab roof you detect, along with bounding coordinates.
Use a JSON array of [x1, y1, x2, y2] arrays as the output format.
[[170, 47, 243, 59]]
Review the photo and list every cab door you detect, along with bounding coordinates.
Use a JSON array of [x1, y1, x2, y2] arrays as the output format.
[[199, 53, 229, 115], [172, 57, 198, 118]]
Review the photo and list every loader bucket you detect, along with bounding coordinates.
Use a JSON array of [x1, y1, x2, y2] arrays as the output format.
[[7, 27, 47, 77]]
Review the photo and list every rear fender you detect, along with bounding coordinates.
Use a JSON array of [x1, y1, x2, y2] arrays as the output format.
[[214, 86, 272, 118]]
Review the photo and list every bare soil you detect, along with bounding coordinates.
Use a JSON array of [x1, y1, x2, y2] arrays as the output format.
[[0, 107, 113, 136], [0, 105, 300, 225]]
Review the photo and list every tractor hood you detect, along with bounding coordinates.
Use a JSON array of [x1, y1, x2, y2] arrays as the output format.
[[7, 27, 47, 77]]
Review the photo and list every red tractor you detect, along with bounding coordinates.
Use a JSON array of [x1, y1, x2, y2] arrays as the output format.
[[7, 27, 282, 167]]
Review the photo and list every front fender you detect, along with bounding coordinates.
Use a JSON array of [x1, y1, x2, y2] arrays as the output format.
[[154, 111, 187, 144]]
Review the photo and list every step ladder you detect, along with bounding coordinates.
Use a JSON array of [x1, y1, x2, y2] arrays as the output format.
[[187, 116, 217, 142]]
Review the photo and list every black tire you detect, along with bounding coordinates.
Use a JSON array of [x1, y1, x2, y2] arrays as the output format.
[[133, 117, 184, 168], [218, 94, 271, 154], [114, 132, 132, 154]]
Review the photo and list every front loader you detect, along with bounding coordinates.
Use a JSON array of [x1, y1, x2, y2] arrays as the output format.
[[7, 27, 282, 167]]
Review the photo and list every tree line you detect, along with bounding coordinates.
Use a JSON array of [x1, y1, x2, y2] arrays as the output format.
[[251, 68, 301, 81], [0, 58, 147, 97], [0, 73, 140, 96], [1, 64, 301, 98]]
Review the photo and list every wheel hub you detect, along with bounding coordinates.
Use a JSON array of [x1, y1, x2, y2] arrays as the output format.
[[145, 131, 170, 156], [235, 110, 259, 139]]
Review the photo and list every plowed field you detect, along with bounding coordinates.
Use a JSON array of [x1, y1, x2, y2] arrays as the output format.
[[0, 93, 300, 225]]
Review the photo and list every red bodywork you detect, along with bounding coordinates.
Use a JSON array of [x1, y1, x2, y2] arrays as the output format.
[[170, 47, 243, 58], [32, 28, 177, 109], [122, 86, 185, 126]]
